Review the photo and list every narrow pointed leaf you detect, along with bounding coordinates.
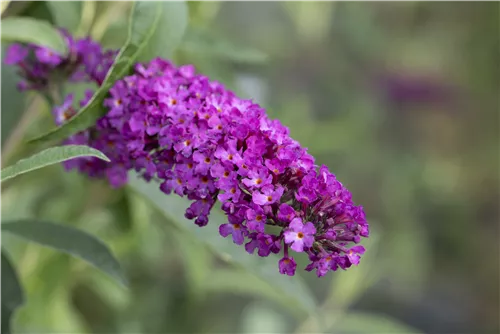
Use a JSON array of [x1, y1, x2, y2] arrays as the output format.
[[2, 220, 127, 286], [128, 173, 317, 317], [1, 16, 67, 54], [1, 145, 109, 182]]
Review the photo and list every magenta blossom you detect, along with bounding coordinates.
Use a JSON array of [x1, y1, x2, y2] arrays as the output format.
[[279, 256, 297, 276], [7, 32, 370, 277], [284, 218, 316, 252]]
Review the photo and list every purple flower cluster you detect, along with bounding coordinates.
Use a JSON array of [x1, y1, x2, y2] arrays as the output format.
[[5, 30, 116, 91], [6, 36, 369, 277]]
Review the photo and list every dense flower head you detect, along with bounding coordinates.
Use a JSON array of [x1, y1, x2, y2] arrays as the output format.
[[5, 30, 117, 91], [6, 36, 370, 277]]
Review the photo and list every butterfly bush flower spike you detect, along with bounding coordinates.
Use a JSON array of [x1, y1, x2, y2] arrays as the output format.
[[6, 32, 370, 278]]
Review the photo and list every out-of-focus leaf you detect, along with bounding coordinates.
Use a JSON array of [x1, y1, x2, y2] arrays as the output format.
[[28, 1, 183, 144], [46, 1, 82, 33], [100, 19, 129, 49], [327, 232, 380, 310], [137, 1, 188, 61], [291, 233, 380, 333], [1, 250, 25, 334], [1, 45, 26, 148], [240, 301, 288, 334], [173, 229, 212, 298], [1, 16, 67, 54], [1, 1, 10, 15], [128, 173, 318, 318], [2, 220, 127, 286], [284, 2, 335, 44], [332, 311, 423, 334], [17, 1, 53, 22], [203, 268, 304, 318], [1, 145, 109, 182], [0, 0, 46, 19], [180, 27, 268, 64]]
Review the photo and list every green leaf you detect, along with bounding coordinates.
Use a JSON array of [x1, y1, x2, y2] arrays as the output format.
[[128, 173, 317, 318], [1, 16, 67, 54], [180, 27, 268, 64], [27, 44, 136, 144], [16, 2, 54, 23], [327, 232, 381, 310], [136, 1, 188, 61], [1, 145, 109, 182], [1, 250, 25, 334], [2, 220, 127, 286], [29, 1, 187, 145], [202, 269, 305, 318], [46, 1, 82, 33], [240, 301, 288, 333]]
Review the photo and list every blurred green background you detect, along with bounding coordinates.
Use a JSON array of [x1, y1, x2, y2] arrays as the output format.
[[1, 1, 499, 333]]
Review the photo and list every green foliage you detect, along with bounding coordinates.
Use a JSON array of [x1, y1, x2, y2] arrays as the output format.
[[1, 16, 67, 54], [180, 26, 268, 64], [45, 1, 82, 34], [333, 311, 424, 334], [1, 251, 25, 334], [1, 145, 109, 182], [1, 1, 10, 15], [2, 220, 126, 286], [136, 1, 188, 61], [2, 1, 496, 333]]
